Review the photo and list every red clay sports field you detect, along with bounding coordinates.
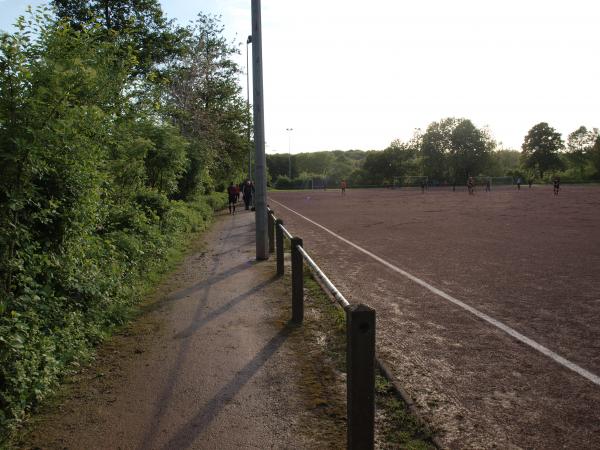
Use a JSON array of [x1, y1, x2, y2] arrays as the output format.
[[268, 184, 600, 449]]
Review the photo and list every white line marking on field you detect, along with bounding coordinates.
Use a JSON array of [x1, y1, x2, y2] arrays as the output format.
[[269, 198, 600, 387]]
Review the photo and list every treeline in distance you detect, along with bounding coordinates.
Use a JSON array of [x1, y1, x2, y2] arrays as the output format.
[[267, 119, 600, 188]]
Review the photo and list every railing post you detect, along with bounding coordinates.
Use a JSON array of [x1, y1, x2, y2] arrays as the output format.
[[346, 304, 375, 450], [291, 237, 304, 324], [275, 219, 284, 276], [268, 209, 275, 253]]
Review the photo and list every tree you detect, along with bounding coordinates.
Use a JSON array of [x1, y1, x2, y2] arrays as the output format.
[[52, 0, 184, 76], [167, 14, 249, 197], [590, 135, 600, 177], [487, 150, 521, 177], [566, 126, 598, 178], [449, 120, 493, 180], [421, 118, 458, 181], [420, 118, 492, 182], [521, 122, 564, 179]]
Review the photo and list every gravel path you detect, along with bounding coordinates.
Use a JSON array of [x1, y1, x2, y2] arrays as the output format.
[[22, 210, 340, 449]]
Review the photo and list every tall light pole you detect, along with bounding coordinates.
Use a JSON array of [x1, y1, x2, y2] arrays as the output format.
[[286, 127, 293, 179], [246, 35, 252, 182], [251, 0, 268, 260]]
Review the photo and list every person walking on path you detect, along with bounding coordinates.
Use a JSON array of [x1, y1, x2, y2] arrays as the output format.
[[340, 179, 347, 195], [228, 181, 237, 214], [242, 179, 254, 210]]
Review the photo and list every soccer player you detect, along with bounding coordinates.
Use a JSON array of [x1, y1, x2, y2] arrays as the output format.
[[517, 177, 522, 190], [340, 179, 347, 195], [553, 177, 560, 196], [227, 181, 237, 214], [485, 179, 491, 192], [467, 177, 474, 195]]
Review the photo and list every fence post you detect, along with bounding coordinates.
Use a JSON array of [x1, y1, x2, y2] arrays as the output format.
[[268, 209, 275, 253], [346, 304, 375, 450], [275, 219, 284, 276], [291, 237, 304, 324]]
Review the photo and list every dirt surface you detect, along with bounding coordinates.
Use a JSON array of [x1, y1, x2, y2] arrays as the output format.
[[269, 185, 600, 449], [19, 209, 346, 449]]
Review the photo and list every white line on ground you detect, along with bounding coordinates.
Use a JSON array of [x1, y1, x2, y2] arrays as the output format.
[[269, 198, 600, 387]]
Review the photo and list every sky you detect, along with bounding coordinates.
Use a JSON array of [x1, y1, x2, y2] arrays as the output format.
[[2, 0, 599, 155]]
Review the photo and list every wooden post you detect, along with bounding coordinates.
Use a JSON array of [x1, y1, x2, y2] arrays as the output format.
[[291, 237, 303, 324], [346, 304, 375, 450], [268, 209, 275, 253], [276, 219, 284, 276]]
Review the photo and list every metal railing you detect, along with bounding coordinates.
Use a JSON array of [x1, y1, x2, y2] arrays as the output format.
[[267, 207, 375, 450]]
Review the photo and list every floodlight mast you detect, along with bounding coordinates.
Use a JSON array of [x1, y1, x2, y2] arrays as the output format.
[[286, 127, 293, 179], [251, 0, 268, 260], [246, 35, 252, 182]]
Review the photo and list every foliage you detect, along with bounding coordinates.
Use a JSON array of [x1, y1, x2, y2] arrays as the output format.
[[448, 120, 493, 180], [52, 0, 186, 77], [591, 135, 600, 178], [267, 149, 364, 187], [420, 118, 494, 183], [521, 122, 565, 179], [566, 126, 598, 178], [0, 4, 243, 440], [166, 13, 249, 199]]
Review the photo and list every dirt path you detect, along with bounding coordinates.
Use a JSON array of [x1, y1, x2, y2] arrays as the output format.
[[21, 210, 344, 449]]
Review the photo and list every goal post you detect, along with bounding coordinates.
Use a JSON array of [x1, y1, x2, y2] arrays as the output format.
[[311, 176, 328, 190], [490, 176, 514, 189], [474, 176, 513, 190], [394, 176, 428, 188]]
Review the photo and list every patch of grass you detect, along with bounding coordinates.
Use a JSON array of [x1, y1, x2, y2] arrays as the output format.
[[301, 267, 437, 449], [375, 375, 436, 449]]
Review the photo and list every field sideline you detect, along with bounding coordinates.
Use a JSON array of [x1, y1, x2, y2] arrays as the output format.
[[268, 185, 600, 449]]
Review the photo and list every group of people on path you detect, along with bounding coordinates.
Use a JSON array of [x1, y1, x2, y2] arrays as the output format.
[[228, 180, 255, 214]]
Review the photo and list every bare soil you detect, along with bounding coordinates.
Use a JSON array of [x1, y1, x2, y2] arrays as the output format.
[[269, 184, 600, 449], [17, 210, 347, 449]]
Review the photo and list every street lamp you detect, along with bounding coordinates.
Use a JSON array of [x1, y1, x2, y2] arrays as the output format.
[[246, 35, 252, 181], [286, 127, 293, 179]]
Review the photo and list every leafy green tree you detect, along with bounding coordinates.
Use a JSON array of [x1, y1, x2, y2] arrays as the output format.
[[521, 122, 564, 178], [361, 150, 393, 185], [487, 150, 521, 177], [52, 0, 184, 76], [266, 154, 292, 182], [448, 120, 493, 180], [167, 14, 248, 197], [421, 118, 458, 181], [141, 122, 188, 195], [420, 118, 492, 182], [590, 135, 600, 177], [566, 126, 598, 178]]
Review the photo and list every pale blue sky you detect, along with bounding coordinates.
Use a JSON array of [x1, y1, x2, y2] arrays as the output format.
[[2, 1, 599, 154]]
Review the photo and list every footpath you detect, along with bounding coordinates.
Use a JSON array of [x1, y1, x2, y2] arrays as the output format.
[[22, 209, 345, 449]]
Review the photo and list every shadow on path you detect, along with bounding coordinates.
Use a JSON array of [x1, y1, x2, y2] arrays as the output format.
[[139, 215, 280, 450], [174, 275, 278, 340], [159, 324, 294, 450], [167, 259, 257, 302]]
